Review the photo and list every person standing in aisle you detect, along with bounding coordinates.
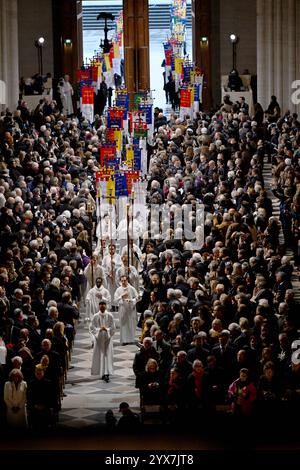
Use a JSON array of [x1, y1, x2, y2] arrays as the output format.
[[114, 276, 138, 345], [90, 300, 115, 382]]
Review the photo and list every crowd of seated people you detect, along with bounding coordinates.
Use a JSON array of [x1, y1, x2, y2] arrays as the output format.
[[133, 101, 300, 424], [0, 89, 299, 431]]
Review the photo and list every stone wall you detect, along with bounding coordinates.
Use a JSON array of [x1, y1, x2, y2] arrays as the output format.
[[18, 0, 54, 79]]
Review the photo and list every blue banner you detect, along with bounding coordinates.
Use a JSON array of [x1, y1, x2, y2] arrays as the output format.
[[79, 80, 93, 96], [194, 84, 200, 102], [115, 172, 128, 197], [138, 104, 152, 124], [116, 93, 129, 120], [134, 148, 141, 171]]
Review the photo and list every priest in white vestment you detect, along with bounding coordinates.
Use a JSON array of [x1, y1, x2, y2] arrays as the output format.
[[84, 254, 107, 294], [86, 277, 111, 321], [90, 300, 115, 381], [114, 275, 138, 345], [116, 253, 140, 294], [102, 244, 122, 307], [58, 74, 74, 116]]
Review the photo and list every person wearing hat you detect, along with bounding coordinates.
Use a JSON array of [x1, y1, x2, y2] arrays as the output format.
[[90, 299, 115, 382]]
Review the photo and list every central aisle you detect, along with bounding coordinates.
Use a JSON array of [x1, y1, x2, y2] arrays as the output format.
[[58, 309, 140, 429]]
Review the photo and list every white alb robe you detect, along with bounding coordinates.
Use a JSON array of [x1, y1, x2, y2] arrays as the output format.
[[102, 253, 122, 306], [86, 285, 111, 321], [121, 243, 143, 272], [116, 264, 140, 295], [90, 311, 115, 376], [84, 263, 107, 293], [59, 79, 74, 116], [114, 284, 138, 344], [4, 381, 28, 428]]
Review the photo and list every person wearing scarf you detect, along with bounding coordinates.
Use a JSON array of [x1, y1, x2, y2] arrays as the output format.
[[228, 367, 257, 417], [186, 360, 212, 413]]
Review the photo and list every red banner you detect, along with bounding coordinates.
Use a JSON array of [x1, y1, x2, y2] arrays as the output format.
[[180, 89, 191, 108], [92, 66, 98, 82], [96, 170, 113, 182], [81, 86, 94, 105], [106, 129, 116, 143], [125, 170, 140, 195], [100, 146, 116, 166], [77, 69, 91, 82], [165, 49, 171, 66], [109, 47, 114, 67]]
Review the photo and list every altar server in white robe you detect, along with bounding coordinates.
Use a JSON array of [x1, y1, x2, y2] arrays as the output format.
[[90, 300, 115, 382], [116, 253, 140, 294], [121, 240, 143, 273], [102, 244, 122, 307], [114, 275, 138, 345], [86, 277, 111, 322], [4, 369, 28, 428], [84, 254, 107, 293]]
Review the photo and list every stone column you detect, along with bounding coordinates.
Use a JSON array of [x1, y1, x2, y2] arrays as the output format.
[[123, 0, 150, 99], [52, 0, 83, 85], [256, 0, 267, 109], [0, 0, 19, 111], [192, 0, 212, 110], [257, 0, 299, 113]]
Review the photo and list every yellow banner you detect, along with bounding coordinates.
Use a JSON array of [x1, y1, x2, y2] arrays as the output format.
[[175, 58, 183, 75], [106, 178, 115, 200], [126, 147, 134, 163], [104, 54, 111, 71], [190, 86, 194, 105], [114, 130, 122, 151], [113, 43, 120, 59]]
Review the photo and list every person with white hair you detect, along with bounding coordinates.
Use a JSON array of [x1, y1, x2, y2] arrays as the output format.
[[4, 368, 28, 428]]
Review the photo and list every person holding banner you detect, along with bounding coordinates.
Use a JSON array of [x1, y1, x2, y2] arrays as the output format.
[[98, 76, 108, 116], [116, 253, 140, 294], [114, 275, 138, 345], [102, 244, 122, 310], [117, 209, 143, 252], [121, 240, 143, 273]]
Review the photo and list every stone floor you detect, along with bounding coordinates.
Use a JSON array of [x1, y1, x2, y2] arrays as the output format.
[[58, 313, 140, 429]]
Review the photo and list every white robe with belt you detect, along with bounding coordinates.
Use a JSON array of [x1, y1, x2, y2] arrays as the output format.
[[4, 381, 28, 427], [59, 80, 74, 116], [86, 285, 112, 321], [84, 263, 107, 293], [116, 264, 140, 295], [102, 254, 122, 306], [114, 285, 138, 344], [90, 311, 115, 376]]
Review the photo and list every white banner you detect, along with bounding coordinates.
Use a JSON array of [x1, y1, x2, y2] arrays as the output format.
[[81, 103, 94, 123]]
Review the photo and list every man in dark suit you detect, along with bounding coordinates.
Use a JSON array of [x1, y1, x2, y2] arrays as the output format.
[[212, 330, 236, 384], [153, 329, 172, 376], [133, 337, 159, 389], [27, 364, 57, 429], [187, 333, 210, 366]]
